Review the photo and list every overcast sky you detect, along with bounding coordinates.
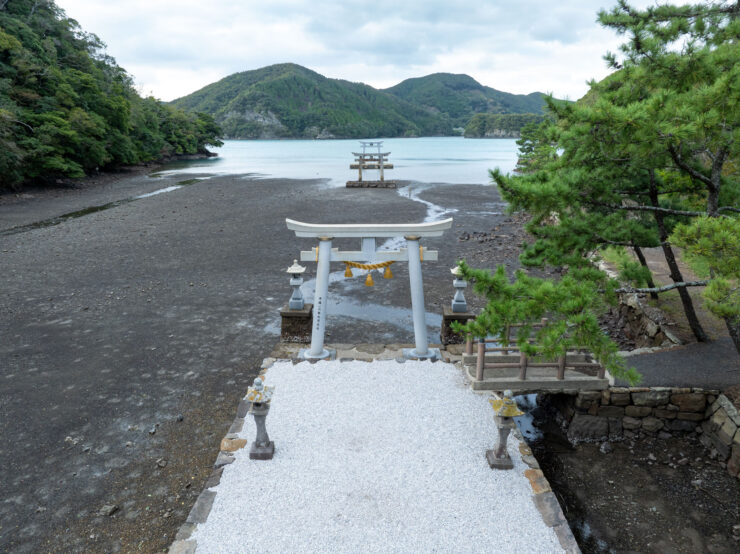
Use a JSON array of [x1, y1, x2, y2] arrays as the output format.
[[56, 1, 668, 102]]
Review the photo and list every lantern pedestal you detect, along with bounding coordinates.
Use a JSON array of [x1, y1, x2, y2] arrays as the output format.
[[279, 303, 313, 343], [249, 402, 275, 460], [486, 417, 516, 470], [441, 307, 476, 346]]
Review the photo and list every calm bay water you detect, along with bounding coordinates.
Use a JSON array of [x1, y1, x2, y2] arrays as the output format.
[[161, 136, 519, 185]]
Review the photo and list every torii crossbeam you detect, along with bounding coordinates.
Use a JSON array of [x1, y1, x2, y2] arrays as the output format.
[[286, 218, 454, 360]]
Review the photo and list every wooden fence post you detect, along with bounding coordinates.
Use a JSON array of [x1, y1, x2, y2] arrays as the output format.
[[476, 340, 485, 381], [557, 355, 566, 380], [519, 351, 528, 381]]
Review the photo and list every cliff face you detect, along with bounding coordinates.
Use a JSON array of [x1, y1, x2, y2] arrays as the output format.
[[482, 129, 521, 138], [463, 113, 546, 138]]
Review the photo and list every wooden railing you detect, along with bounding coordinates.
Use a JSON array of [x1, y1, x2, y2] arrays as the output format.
[[463, 319, 605, 382]]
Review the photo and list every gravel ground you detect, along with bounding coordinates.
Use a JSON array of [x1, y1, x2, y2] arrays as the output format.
[[193, 359, 562, 553], [0, 173, 520, 553]]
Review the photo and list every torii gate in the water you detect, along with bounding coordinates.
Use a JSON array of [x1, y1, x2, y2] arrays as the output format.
[[286, 218, 454, 360]]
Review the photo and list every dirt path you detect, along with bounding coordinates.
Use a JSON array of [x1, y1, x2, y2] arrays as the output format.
[[637, 247, 729, 343]]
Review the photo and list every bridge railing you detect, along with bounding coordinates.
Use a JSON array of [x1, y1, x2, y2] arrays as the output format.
[[463, 319, 605, 382]]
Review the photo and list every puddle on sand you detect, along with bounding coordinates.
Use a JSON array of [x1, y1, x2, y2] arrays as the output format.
[[265, 268, 443, 341], [0, 179, 205, 237]]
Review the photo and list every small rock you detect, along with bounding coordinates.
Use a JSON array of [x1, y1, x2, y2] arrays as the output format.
[[125, 441, 133, 448], [99, 504, 119, 517], [658, 431, 672, 440], [677, 458, 689, 466], [647, 453, 657, 462], [36, 506, 47, 513], [176, 414, 184, 422], [82, 445, 91, 452], [156, 458, 168, 468], [149, 424, 158, 435], [599, 442, 613, 454], [691, 479, 703, 488]]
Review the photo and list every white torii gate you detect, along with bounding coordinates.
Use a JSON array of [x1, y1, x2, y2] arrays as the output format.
[[286, 218, 454, 360]]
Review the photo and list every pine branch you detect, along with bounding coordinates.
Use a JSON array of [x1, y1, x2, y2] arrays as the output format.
[[718, 206, 740, 214], [616, 280, 709, 294], [589, 201, 706, 217], [667, 144, 713, 188]]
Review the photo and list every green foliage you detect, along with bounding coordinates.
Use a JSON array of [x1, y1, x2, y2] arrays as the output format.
[[488, 1, 739, 349], [171, 64, 554, 139], [514, 119, 558, 173], [672, 217, 740, 319], [0, 0, 222, 191], [463, 113, 546, 138], [601, 247, 654, 287], [452, 262, 640, 384]]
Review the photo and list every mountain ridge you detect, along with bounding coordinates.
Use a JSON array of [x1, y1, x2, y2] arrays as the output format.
[[171, 63, 550, 139]]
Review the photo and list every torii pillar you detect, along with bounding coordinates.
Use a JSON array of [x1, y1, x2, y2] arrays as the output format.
[[286, 219, 453, 360]]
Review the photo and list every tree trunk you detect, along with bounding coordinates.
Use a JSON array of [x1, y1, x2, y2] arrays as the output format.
[[648, 172, 708, 342], [726, 316, 740, 355], [632, 244, 659, 300]]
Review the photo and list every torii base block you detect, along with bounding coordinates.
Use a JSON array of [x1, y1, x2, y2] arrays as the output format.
[[346, 180, 397, 188], [402, 347, 441, 361]]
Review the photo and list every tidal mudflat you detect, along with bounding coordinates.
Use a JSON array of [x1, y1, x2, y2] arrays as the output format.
[[0, 170, 521, 553]]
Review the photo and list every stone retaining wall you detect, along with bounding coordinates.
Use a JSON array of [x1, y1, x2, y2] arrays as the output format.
[[544, 387, 740, 482], [595, 260, 681, 348], [610, 293, 682, 348], [702, 395, 740, 478]]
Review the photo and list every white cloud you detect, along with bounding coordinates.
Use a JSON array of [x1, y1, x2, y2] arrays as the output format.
[[56, 0, 675, 101]]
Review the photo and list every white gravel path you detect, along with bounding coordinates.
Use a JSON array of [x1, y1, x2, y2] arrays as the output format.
[[192, 359, 562, 553]]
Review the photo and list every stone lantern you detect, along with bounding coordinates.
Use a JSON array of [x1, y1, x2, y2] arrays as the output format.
[[486, 390, 524, 470], [450, 265, 468, 313], [287, 259, 307, 310], [246, 377, 275, 460]]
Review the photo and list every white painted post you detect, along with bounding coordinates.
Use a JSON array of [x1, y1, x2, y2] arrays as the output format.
[[405, 236, 429, 357], [308, 237, 332, 358]]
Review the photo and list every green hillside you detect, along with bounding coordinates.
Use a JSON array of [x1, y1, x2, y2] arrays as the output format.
[[171, 64, 451, 139], [383, 73, 548, 128], [171, 64, 552, 139], [0, 0, 221, 191]]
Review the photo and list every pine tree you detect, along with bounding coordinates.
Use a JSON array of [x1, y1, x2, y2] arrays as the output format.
[[491, 1, 739, 351]]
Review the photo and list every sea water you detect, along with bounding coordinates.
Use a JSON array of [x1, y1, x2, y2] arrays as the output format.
[[160, 136, 520, 185]]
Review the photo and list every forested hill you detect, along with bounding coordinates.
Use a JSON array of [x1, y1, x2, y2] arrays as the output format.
[[170, 64, 451, 139], [171, 64, 551, 139], [384, 73, 547, 128], [0, 1, 222, 191]]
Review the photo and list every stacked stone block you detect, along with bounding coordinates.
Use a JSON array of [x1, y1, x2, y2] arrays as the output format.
[[551, 387, 740, 483], [702, 395, 740, 479], [565, 388, 714, 443]]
